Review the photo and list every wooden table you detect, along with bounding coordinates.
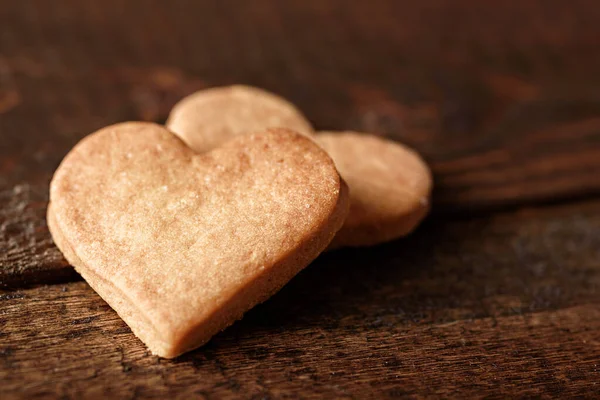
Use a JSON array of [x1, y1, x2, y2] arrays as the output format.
[[2, 1, 600, 398]]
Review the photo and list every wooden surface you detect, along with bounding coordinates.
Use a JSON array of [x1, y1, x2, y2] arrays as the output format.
[[1, 0, 600, 398]]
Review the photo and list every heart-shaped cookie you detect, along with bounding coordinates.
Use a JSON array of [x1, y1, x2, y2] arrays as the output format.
[[166, 85, 314, 153], [166, 85, 432, 249], [315, 132, 431, 248], [48, 122, 348, 358]]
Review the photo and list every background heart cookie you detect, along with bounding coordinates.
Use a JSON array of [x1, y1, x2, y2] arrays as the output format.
[[166, 85, 315, 153]]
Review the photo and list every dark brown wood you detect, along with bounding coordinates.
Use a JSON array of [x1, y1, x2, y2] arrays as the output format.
[[0, 184, 78, 289], [2, 201, 600, 398], [2, 0, 600, 397]]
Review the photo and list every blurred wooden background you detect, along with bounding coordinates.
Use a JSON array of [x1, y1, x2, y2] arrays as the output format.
[[1, 1, 600, 398]]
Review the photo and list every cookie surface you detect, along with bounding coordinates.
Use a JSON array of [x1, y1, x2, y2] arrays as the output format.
[[48, 123, 348, 358], [166, 85, 314, 153], [316, 132, 432, 248]]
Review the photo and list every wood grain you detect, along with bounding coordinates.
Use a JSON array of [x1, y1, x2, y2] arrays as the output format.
[[0, 184, 77, 289], [2, 0, 600, 397], [2, 200, 600, 398]]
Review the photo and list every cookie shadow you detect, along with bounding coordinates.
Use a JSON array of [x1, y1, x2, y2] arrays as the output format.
[[177, 216, 471, 362], [241, 218, 444, 329]]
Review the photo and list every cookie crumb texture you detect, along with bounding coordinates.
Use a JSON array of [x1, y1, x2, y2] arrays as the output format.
[[47, 122, 348, 358], [166, 85, 314, 153]]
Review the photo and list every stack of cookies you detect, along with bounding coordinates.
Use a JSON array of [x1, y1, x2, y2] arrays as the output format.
[[47, 85, 432, 358]]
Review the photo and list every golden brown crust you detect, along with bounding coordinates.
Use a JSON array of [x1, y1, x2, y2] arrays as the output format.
[[48, 122, 348, 358], [316, 131, 432, 248], [166, 85, 315, 153]]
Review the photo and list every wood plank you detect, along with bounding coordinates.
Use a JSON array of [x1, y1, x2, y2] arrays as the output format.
[[2, 200, 600, 397], [3, 1, 600, 397], [0, 184, 78, 289], [1, 287, 599, 398], [2, 0, 600, 210]]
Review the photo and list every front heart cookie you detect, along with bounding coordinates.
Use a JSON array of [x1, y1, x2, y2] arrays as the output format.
[[47, 122, 348, 358]]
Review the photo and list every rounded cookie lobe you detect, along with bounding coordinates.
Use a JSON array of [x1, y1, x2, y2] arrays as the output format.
[[166, 85, 315, 153], [316, 131, 432, 248], [48, 122, 348, 358]]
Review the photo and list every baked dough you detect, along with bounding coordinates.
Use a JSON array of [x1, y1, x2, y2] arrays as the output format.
[[166, 85, 314, 152], [316, 132, 431, 248], [47, 123, 349, 358]]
